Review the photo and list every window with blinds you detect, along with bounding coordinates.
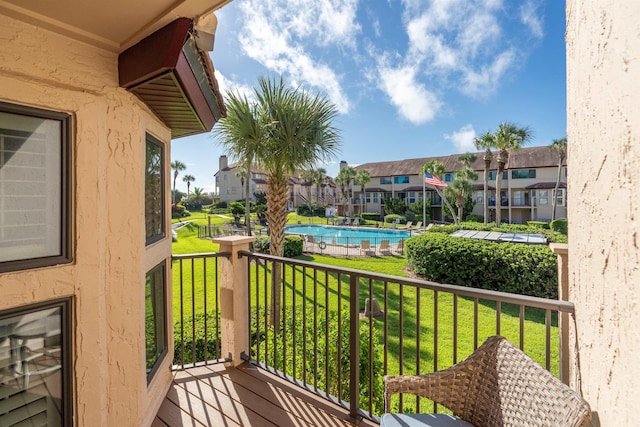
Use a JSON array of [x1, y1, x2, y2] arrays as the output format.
[[0, 103, 71, 273]]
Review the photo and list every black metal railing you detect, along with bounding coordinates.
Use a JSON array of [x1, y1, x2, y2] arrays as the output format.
[[171, 252, 229, 369], [239, 251, 574, 422]]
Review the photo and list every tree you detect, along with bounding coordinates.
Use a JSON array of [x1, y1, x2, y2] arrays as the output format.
[[421, 160, 458, 224], [337, 166, 356, 217], [493, 122, 532, 225], [253, 76, 341, 258], [182, 174, 195, 198], [312, 167, 327, 205], [171, 160, 186, 203], [355, 169, 371, 215], [235, 167, 247, 201], [300, 169, 315, 208], [215, 88, 264, 237], [446, 153, 478, 223], [549, 137, 567, 221], [474, 131, 495, 224], [334, 173, 346, 216]]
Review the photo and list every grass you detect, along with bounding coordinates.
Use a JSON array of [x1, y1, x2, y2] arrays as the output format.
[[171, 212, 560, 414]]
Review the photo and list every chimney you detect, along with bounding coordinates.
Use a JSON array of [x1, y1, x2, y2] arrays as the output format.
[[219, 155, 228, 170], [340, 160, 348, 170]]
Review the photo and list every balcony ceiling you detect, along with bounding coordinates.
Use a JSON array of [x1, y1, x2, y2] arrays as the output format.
[[0, 0, 231, 52]]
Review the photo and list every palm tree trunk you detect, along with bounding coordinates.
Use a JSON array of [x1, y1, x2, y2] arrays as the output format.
[[245, 163, 252, 236], [495, 164, 504, 226], [265, 174, 289, 329], [436, 188, 458, 224], [483, 159, 490, 224], [551, 157, 562, 221]]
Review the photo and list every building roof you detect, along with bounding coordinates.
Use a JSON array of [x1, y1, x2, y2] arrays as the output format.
[[354, 146, 566, 177]]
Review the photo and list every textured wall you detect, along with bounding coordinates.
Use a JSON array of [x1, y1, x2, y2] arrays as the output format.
[[566, 1, 640, 424], [0, 15, 173, 427]]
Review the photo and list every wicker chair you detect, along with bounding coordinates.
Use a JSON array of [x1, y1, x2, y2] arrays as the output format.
[[383, 335, 592, 427]]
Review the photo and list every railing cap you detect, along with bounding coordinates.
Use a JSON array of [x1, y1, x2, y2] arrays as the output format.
[[550, 243, 568, 255], [212, 236, 256, 246]]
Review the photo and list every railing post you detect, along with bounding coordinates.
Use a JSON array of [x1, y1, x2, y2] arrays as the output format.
[[551, 243, 570, 385], [349, 274, 360, 421], [213, 235, 255, 367]]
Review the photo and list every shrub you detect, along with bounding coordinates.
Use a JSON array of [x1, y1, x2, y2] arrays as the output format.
[[527, 220, 549, 229], [253, 235, 303, 257], [425, 221, 566, 243], [171, 203, 189, 219], [405, 233, 558, 299], [173, 311, 220, 365], [253, 235, 270, 253], [465, 214, 484, 223], [361, 212, 382, 222], [550, 218, 568, 235], [283, 235, 304, 257], [384, 214, 406, 224], [251, 306, 384, 414]]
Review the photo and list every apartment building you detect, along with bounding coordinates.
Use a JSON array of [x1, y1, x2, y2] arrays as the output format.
[[350, 145, 566, 224], [215, 155, 337, 209]]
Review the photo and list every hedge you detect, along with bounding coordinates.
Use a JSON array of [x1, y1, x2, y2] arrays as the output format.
[[360, 212, 382, 221], [426, 221, 567, 243], [252, 235, 304, 257], [550, 218, 568, 235], [384, 214, 407, 224], [174, 311, 220, 365], [405, 233, 558, 299]]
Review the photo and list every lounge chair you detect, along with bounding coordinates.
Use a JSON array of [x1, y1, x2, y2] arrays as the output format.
[[379, 239, 392, 254], [360, 240, 374, 255], [414, 221, 422, 230], [382, 335, 592, 427], [352, 217, 360, 226], [405, 221, 413, 229], [395, 239, 404, 254]]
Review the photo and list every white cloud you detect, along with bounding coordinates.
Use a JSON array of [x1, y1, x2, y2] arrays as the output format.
[[520, 1, 544, 39], [214, 70, 255, 103], [235, 0, 360, 113], [445, 124, 477, 152], [377, 62, 441, 124], [461, 50, 515, 97]]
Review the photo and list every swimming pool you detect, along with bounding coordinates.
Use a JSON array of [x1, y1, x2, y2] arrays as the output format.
[[285, 224, 409, 245]]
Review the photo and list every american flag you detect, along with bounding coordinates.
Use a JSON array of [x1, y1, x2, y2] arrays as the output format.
[[424, 172, 447, 188]]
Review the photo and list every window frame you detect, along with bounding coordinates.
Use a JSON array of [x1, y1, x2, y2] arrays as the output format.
[[0, 297, 73, 426], [380, 177, 392, 185], [393, 176, 409, 184], [145, 133, 165, 246], [145, 260, 168, 383], [0, 102, 72, 273]]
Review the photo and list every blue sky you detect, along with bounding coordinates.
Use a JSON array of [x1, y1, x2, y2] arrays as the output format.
[[171, 0, 566, 193]]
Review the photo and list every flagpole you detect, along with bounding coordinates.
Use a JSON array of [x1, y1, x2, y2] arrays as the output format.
[[422, 173, 426, 229]]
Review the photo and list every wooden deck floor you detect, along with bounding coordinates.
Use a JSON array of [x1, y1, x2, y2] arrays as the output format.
[[153, 363, 379, 427]]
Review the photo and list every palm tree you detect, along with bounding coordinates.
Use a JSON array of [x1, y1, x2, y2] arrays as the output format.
[[449, 155, 478, 223], [421, 160, 458, 224], [214, 89, 263, 237], [171, 160, 186, 203], [312, 167, 327, 204], [182, 174, 195, 198], [337, 166, 356, 217], [474, 131, 495, 224], [235, 167, 247, 201], [334, 173, 346, 216], [355, 169, 371, 215], [300, 169, 315, 208], [254, 76, 341, 257], [549, 137, 567, 221], [493, 122, 532, 226]]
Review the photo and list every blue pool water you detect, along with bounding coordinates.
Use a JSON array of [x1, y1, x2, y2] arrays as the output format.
[[285, 224, 409, 245]]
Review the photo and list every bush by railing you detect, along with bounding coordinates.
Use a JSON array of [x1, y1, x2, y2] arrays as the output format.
[[250, 306, 384, 414], [174, 311, 220, 365], [405, 233, 558, 299]]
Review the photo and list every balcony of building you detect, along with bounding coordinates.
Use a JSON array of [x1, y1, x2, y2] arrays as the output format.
[[155, 240, 576, 426]]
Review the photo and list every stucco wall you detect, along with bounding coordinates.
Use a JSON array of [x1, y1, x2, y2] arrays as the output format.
[[0, 15, 173, 427], [566, 1, 640, 424]]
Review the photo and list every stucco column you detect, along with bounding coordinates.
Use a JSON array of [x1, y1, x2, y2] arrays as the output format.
[[213, 235, 255, 367], [550, 243, 571, 386]]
